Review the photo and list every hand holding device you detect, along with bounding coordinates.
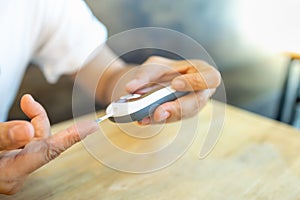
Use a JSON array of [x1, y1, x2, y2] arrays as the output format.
[[96, 86, 188, 123]]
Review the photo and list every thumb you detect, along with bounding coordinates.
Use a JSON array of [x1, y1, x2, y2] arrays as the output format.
[[15, 120, 99, 175], [171, 69, 221, 91], [126, 58, 172, 93], [125, 77, 150, 93]]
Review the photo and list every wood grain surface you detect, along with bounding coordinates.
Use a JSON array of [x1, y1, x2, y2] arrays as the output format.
[[1, 101, 300, 200]]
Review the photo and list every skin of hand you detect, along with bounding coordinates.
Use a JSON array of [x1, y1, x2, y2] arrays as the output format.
[[72, 45, 221, 124], [0, 94, 98, 195], [125, 56, 221, 124]]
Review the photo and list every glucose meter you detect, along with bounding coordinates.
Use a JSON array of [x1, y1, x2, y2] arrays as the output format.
[[96, 86, 188, 123]]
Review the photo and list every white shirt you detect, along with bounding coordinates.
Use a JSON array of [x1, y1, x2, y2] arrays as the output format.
[[0, 0, 107, 121]]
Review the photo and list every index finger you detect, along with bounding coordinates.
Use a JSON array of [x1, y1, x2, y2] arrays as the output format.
[[14, 120, 98, 175], [172, 67, 221, 91]]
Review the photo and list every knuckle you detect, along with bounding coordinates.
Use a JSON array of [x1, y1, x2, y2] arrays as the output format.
[[168, 102, 183, 120], [182, 103, 199, 118], [198, 91, 209, 102], [180, 92, 207, 118], [213, 69, 222, 87], [146, 56, 161, 63], [145, 56, 170, 64], [193, 73, 203, 83], [190, 60, 221, 88], [196, 92, 209, 108], [66, 126, 81, 144], [45, 127, 80, 162], [44, 141, 61, 162], [187, 74, 203, 89], [207, 67, 222, 88], [199, 69, 222, 89], [190, 59, 209, 68]]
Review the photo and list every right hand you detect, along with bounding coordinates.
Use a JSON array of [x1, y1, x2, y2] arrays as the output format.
[[0, 94, 98, 195], [126, 56, 221, 124]]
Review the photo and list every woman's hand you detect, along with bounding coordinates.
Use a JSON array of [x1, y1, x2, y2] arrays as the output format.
[[0, 94, 98, 195], [126, 56, 221, 124]]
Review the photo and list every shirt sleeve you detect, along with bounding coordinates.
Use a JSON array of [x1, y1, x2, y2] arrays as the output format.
[[32, 0, 107, 83]]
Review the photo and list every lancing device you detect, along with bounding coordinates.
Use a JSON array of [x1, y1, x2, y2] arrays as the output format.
[[95, 85, 189, 123]]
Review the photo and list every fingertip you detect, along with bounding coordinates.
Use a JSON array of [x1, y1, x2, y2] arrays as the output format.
[[172, 78, 186, 91], [20, 94, 49, 123], [138, 117, 151, 125], [125, 79, 139, 93], [126, 78, 149, 93], [172, 74, 209, 91], [9, 121, 34, 144], [202, 67, 222, 89], [153, 106, 171, 122], [21, 94, 34, 103], [23, 121, 35, 138], [40, 121, 98, 163], [74, 120, 99, 139], [20, 94, 35, 111], [212, 69, 222, 88]]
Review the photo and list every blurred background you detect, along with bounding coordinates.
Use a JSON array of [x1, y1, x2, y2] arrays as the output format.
[[8, 0, 300, 127]]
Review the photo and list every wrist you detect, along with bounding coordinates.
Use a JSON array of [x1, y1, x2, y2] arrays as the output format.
[[96, 64, 135, 105]]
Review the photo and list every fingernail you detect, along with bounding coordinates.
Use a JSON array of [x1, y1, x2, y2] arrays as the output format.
[[158, 111, 170, 121], [126, 79, 141, 88], [24, 94, 35, 102], [126, 79, 140, 92], [10, 125, 32, 142], [172, 79, 185, 89], [140, 117, 151, 125], [127, 79, 138, 86]]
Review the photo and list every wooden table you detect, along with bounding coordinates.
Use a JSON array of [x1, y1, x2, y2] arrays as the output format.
[[2, 102, 300, 200]]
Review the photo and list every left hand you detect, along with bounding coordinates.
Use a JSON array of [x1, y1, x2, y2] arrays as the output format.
[[0, 95, 98, 195], [126, 56, 221, 124]]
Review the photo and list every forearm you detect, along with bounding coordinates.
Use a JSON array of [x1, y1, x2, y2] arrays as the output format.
[[95, 63, 134, 105], [72, 45, 135, 106]]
